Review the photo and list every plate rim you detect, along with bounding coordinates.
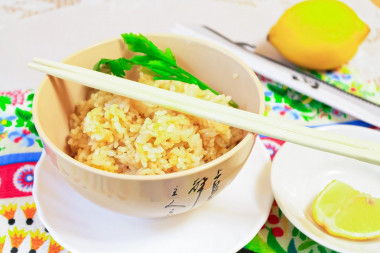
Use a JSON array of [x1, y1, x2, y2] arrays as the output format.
[[33, 138, 274, 253], [270, 124, 380, 253]]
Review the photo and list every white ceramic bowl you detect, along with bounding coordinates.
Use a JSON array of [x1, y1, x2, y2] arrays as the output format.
[[33, 34, 265, 218]]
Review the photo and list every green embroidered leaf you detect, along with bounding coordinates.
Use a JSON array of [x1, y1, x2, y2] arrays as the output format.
[[273, 94, 283, 103], [284, 96, 291, 104], [322, 105, 332, 114], [0, 96, 11, 111], [27, 123, 39, 136], [15, 108, 32, 121], [292, 227, 299, 237], [317, 245, 328, 253], [299, 232, 307, 240], [298, 240, 317, 251], [36, 139, 43, 148], [3, 120, 12, 127], [274, 93, 284, 103], [267, 83, 287, 96], [26, 121, 33, 128], [302, 115, 313, 122], [244, 234, 276, 253], [27, 93, 34, 102], [290, 100, 310, 113], [309, 69, 322, 79], [27, 94, 34, 108], [267, 229, 287, 253], [309, 99, 334, 118], [15, 118, 25, 127]]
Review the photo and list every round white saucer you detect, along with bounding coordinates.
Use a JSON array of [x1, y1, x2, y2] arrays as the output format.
[[33, 138, 273, 253], [271, 125, 380, 253]]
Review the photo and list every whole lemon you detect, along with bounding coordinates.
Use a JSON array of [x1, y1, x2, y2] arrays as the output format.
[[268, 0, 370, 70]]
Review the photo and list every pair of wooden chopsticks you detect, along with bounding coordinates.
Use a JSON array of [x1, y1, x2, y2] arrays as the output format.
[[28, 58, 380, 165]]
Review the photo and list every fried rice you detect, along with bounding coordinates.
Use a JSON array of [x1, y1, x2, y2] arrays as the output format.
[[67, 73, 244, 175]]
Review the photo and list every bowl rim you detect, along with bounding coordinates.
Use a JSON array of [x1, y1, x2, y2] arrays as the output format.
[[33, 33, 265, 181]]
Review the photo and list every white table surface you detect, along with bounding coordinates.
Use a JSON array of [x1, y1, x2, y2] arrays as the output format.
[[1, 0, 379, 91]]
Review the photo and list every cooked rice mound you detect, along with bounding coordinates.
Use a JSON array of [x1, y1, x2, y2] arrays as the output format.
[[68, 73, 244, 175]]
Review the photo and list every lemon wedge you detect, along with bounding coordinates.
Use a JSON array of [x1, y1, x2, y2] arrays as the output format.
[[268, 0, 370, 70], [312, 180, 380, 240]]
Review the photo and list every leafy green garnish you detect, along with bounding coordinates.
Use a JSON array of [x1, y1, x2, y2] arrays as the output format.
[[94, 33, 238, 108]]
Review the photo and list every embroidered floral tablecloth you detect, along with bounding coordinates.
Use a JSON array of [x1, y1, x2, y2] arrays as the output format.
[[0, 90, 68, 253], [0, 75, 376, 253], [1, 1, 379, 252]]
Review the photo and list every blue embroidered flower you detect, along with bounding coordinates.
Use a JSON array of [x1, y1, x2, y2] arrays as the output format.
[[272, 105, 300, 120], [0, 115, 16, 133], [8, 129, 36, 147], [13, 165, 34, 192]]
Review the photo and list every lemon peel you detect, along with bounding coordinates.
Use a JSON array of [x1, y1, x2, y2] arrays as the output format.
[[268, 0, 370, 70]]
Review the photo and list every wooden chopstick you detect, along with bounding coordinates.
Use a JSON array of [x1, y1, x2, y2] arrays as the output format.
[[28, 58, 380, 165]]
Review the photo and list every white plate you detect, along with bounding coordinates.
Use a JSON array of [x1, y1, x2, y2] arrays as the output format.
[[271, 125, 380, 253], [33, 138, 273, 253]]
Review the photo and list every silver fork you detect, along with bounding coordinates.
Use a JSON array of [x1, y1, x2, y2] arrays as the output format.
[[203, 25, 256, 53]]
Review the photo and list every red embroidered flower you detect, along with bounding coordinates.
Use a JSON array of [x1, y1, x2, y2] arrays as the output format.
[[272, 227, 284, 237]]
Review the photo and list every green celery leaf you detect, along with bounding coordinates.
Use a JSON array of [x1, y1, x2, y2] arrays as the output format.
[[121, 33, 176, 65], [109, 60, 127, 77], [152, 76, 190, 83], [129, 55, 154, 65], [95, 33, 239, 108], [94, 58, 133, 77]]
